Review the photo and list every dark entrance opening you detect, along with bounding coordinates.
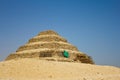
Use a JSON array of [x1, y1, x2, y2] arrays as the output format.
[[40, 53, 52, 57]]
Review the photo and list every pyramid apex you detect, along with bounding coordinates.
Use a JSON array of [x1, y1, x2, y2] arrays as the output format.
[[38, 30, 59, 35]]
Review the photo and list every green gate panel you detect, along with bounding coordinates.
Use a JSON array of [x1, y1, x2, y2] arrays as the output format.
[[63, 50, 69, 58]]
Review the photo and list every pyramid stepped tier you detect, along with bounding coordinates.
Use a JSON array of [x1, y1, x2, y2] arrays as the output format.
[[6, 49, 80, 60], [16, 48, 81, 54], [28, 35, 67, 43], [38, 30, 59, 35], [16, 41, 79, 52], [6, 49, 94, 64], [5, 30, 94, 64]]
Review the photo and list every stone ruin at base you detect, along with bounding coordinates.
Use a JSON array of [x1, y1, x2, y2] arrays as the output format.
[[5, 30, 94, 64]]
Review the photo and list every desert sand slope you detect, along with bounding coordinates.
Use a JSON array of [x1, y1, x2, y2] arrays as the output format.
[[0, 58, 120, 80]]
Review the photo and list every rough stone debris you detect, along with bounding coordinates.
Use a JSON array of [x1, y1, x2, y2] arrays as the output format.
[[5, 30, 94, 64]]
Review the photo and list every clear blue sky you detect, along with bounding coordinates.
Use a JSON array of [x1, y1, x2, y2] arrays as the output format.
[[0, 0, 120, 67]]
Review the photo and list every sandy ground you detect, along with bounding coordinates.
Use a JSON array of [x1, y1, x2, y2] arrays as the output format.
[[0, 58, 120, 80]]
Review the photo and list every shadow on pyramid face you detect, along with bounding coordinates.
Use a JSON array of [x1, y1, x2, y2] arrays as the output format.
[[5, 30, 94, 64]]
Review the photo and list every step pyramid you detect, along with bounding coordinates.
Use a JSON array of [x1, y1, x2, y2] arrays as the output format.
[[5, 30, 94, 64]]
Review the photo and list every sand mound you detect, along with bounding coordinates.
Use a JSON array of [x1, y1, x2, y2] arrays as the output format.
[[0, 58, 120, 80]]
